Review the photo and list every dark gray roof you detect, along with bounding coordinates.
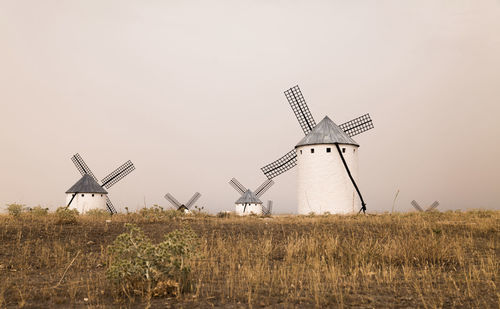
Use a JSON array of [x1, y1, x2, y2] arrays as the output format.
[[66, 174, 108, 194], [295, 116, 359, 147], [235, 189, 263, 204]]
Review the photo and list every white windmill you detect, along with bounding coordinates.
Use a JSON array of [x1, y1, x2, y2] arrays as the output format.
[[164, 192, 202, 213], [66, 153, 135, 214], [229, 178, 274, 215], [261, 85, 374, 215], [411, 200, 440, 212]]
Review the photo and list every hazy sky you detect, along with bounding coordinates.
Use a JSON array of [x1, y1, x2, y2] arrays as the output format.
[[1, 1, 499, 213]]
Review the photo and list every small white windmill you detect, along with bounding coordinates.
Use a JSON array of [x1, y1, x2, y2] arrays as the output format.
[[261, 85, 374, 215], [164, 192, 202, 213], [229, 178, 274, 215], [66, 153, 135, 214], [411, 200, 440, 212]]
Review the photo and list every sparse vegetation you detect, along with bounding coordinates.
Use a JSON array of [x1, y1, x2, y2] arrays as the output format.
[[6, 203, 23, 217], [0, 209, 498, 307], [107, 224, 198, 305], [55, 206, 79, 224]]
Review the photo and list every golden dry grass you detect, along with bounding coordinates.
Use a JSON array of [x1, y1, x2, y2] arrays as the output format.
[[0, 210, 498, 308]]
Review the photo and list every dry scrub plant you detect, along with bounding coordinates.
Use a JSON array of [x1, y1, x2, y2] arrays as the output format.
[[107, 224, 198, 305]]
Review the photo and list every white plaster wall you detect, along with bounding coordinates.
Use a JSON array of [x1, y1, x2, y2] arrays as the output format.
[[297, 144, 360, 215], [235, 203, 262, 215], [66, 193, 108, 214]]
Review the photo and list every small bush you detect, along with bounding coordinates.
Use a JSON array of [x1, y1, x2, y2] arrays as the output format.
[[31, 206, 49, 217], [139, 205, 183, 221], [6, 203, 23, 217], [85, 208, 111, 218], [55, 207, 79, 224], [107, 224, 198, 302], [217, 211, 231, 218]]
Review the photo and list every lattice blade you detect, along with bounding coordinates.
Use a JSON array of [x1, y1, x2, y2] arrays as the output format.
[[284, 85, 316, 135], [263, 200, 273, 215], [411, 200, 424, 212], [101, 160, 135, 189], [71, 153, 98, 183], [185, 192, 201, 209], [165, 193, 182, 208], [105, 196, 117, 214], [338, 114, 374, 137], [254, 179, 274, 198], [261, 149, 297, 179], [426, 201, 440, 212], [229, 178, 247, 195]]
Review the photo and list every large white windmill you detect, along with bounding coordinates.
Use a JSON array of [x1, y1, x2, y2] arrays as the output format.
[[229, 178, 274, 215], [66, 153, 135, 214], [261, 85, 374, 215]]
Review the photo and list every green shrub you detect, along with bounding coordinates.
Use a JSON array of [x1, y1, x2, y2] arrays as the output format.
[[31, 206, 48, 217], [55, 207, 79, 224], [6, 203, 23, 217], [107, 224, 198, 302]]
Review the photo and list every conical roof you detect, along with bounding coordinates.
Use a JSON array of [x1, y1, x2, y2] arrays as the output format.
[[235, 189, 263, 204], [66, 174, 108, 194], [295, 116, 359, 147]]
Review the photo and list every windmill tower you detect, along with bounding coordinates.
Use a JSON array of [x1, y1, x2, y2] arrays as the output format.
[[261, 85, 374, 215], [164, 192, 202, 213], [66, 153, 135, 214], [229, 178, 274, 215]]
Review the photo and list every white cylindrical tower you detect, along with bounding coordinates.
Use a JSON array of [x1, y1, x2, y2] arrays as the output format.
[[296, 116, 361, 215], [235, 203, 263, 215], [66, 174, 109, 214]]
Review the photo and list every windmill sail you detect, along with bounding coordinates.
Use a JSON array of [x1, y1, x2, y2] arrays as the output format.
[[284, 85, 316, 135], [102, 160, 135, 189], [411, 200, 424, 212], [261, 149, 297, 179], [185, 192, 202, 209], [229, 178, 247, 195], [71, 153, 98, 182], [165, 193, 182, 209], [254, 179, 274, 198], [338, 114, 374, 137]]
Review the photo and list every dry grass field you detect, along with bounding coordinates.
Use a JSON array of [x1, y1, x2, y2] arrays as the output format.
[[0, 209, 498, 308]]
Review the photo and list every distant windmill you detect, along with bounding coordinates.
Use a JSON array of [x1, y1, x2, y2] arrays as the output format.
[[262, 200, 273, 216], [66, 153, 135, 214], [229, 178, 274, 215], [261, 85, 374, 215], [411, 200, 439, 212], [165, 192, 201, 213]]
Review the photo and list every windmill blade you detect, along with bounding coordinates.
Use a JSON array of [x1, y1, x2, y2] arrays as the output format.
[[101, 160, 135, 189], [338, 114, 374, 137], [185, 192, 201, 209], [261, 149, 297, 179], [411, 200, 424, 212], [263, 200, 273, 215], [254, 179, 274, 198], [105, 196, 117, 214], [164, 193, 182, 208], [284, 85, 317, 135], [229, 178, 247, 195], [71, 153, 98, 182], [426, 201, 440, 212]]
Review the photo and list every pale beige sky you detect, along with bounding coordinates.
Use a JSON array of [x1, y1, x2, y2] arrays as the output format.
[[0, 0, 499, 213]]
